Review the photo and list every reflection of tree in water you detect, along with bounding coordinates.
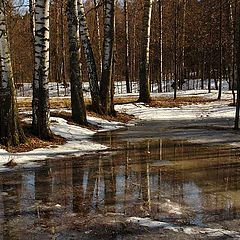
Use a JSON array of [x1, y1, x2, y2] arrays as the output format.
[[2, 173, 22, 239], [72, 158, 103, 214], [72, 161, 85, 213], [35, 163, 52, 218], [102, 156, 116, 212]]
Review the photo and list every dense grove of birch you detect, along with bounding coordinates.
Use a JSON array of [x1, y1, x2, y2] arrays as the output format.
[[1, 0, 240, 146]]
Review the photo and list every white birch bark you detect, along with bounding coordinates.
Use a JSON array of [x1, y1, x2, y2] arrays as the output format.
[[77, 0, 101, 112], [93, 0, 102, 73], [100, 0, 115, 114], [0, 3, 11, 90], [0, 0, 25, 145], [138, 0, 153, 103], [124, 0, 131, 93], [158, 0, 163, 92], [229, 0, 236, 103], [33, 0, 51, 138]]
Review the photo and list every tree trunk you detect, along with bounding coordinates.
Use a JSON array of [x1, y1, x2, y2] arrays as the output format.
[[138, 0, 153, 103], [180, 0, 186, 89], [234, 6, 240, 129], [67, 0, 87, 125], [32, 0, 52, 139], [100, 0, 115, 115], [29, 0, 38, 131], [77, 0, 101, 113], [124, 0, 131, 93], [0, 0, 26, 146], [158, 0, 163, 93], [218, 0, 223, 100], [174, 0, 178, 100], [93, 0, 102, 75], [229, 0, 236, 104]]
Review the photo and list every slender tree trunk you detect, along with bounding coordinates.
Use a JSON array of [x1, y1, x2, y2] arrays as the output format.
[[93, 0, 102, 74], [180, 0, 186, 89], [100, 0, 115, 115], [218, 0, 223, 100], [124, 0, 131, 93], [32, 0, 52, 139], [0, 0, 26, 146], [174, 0, 178, 100], [60, 3, 67, 89], [158, 0, 163, 93], [67, 0, 87, 124], [234, 7, 240, 129], [229, 0, 236, 104], [30, 0, 38, 132], [138, 0, 153, 103], [77, 0, 101, 113]]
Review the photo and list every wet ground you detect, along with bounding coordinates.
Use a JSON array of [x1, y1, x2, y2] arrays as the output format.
[[0, 120, 240, 239]]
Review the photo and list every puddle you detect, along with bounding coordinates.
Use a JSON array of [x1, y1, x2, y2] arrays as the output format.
[[0, 125, 240, 239]]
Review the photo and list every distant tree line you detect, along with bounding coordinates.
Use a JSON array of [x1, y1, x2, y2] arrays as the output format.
[[1, 0, 240, 146]]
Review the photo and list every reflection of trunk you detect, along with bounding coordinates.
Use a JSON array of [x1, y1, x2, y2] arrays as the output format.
[[103, 158, 116, 210], [141, 159, 151, 212], [67, 0, 87, 125], [72, 161, 84, 213], [138, 0, 153, 103], [100, 0, 115, 114], [0, 0, 26, 146], [77, 0, 101, 113], [85, 165, 98, 210], [124, 0, 131, 93], [35, 164, 52, 218], [2, 174, 21, 239]]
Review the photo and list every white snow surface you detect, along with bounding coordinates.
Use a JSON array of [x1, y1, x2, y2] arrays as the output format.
[[0, 115, 128, 170]]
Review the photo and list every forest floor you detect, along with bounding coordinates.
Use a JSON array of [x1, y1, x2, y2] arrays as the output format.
[[0, 89, 239, 168]]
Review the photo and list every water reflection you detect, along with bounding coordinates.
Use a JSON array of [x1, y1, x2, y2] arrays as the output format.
[[0, 138, 240, 238]]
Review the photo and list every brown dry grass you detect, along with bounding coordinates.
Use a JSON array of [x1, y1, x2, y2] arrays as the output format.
[[17, 95, 214, 110], [149, 96, 216, 108]]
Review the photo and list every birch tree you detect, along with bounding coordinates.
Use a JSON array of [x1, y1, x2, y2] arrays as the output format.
[[0, 0, 25, 146], [77, 0, 101, 113], [234, 6, 240, 129], [32, 0, 52, 139], [93, 0, 102, 74], [67, 0, 87, 124], [138, 0, 153, 103], [100, 0, 115, 114], [158, 0, 163, 93], [124, 0, 131, 93]]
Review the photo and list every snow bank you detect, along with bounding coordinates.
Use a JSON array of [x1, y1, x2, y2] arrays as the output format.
[[0, 115, 128, 170]]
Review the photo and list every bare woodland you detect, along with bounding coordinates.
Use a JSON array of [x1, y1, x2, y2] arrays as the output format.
[[1, 0, 240, 146]]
